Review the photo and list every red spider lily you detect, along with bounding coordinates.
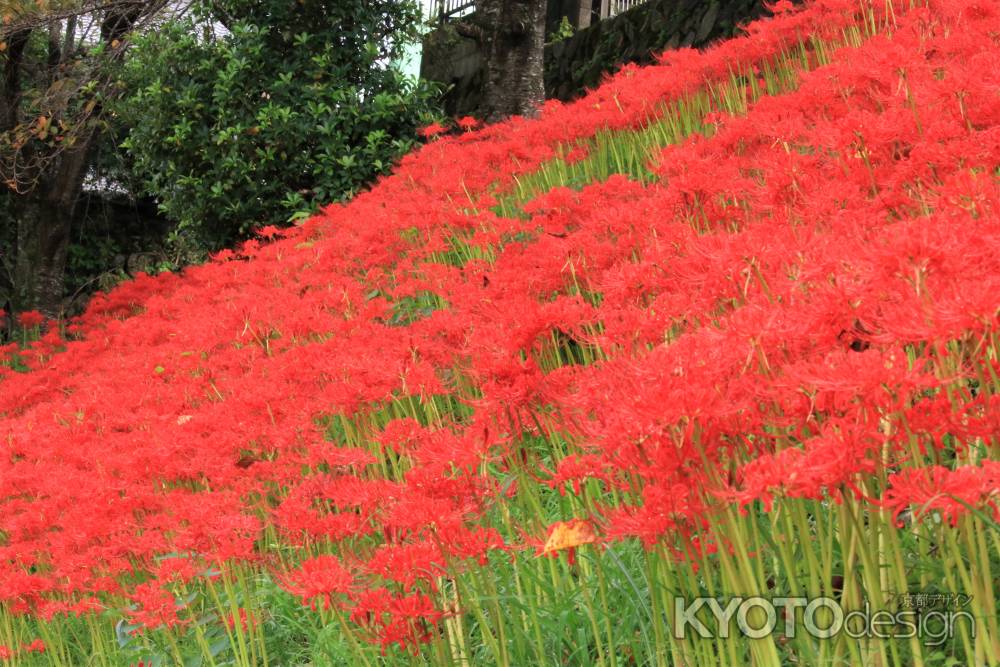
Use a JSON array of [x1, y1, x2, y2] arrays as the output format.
[[17, 310, 44, 328], [21, 639, 45, 654], [418, 122, 447, 139], [350, 588, 444, 654], [0, 0, 997, 652], [126, 581, 189, 632], [279, 555, 354, 611], [884, 463, 1000, 527]]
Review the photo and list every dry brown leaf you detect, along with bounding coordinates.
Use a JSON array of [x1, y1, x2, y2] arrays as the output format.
[[538, 519, 597, 556]]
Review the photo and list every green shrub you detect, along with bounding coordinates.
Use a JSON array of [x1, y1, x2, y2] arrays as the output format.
[[118, 0, 440, 249]]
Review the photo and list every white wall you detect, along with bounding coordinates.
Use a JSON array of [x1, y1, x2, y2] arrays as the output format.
[[397, 0, 437, 80]]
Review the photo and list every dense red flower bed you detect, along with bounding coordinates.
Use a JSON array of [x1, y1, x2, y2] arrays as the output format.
[[1, 0, 999, 650]]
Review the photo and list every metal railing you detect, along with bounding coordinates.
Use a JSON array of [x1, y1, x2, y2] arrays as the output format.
[[435, 0, 476, 21]]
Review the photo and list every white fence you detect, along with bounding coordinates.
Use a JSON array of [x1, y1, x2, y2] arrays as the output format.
[[607, 0, 649, 17]]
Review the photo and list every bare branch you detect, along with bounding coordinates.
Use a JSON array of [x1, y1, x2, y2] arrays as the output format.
[[0, 0, 178, 193]]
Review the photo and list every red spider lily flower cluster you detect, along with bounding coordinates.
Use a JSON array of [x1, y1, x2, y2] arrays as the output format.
[[1, 0, 999, 651], [0, 639, 44, 660], [16, 310, 44, 329], [885, 463, 1000, 527], [418, 122, 448, 139]]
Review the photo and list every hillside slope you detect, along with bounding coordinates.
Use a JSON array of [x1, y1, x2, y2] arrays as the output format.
[[2, 1, 999, 664]]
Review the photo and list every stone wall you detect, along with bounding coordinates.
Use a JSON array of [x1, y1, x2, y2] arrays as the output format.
[[546, 0, 770, 101], [420, 27, 485, 118], [422, 0, 772, 116]]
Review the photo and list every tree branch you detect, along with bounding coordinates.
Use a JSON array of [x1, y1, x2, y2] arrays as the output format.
[[451, 19, 484, 43], [1, 28, 31, 132]]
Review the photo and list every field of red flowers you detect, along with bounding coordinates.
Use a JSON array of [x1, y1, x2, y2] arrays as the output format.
[[2, 0, 999, 664]]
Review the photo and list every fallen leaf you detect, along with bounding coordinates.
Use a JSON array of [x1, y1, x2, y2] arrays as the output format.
[[538, 519, 597, 556]]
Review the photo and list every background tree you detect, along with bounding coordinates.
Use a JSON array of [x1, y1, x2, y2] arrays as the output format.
[[117, 0, 440, 251], [455, 0, 545, 122], [1, 0, 167, 318]]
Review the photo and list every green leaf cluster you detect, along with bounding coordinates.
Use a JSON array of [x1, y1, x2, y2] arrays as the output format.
[[117, 0, 440, 249]]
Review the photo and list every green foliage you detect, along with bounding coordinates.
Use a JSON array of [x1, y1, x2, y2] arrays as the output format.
[[117, 0, 441, 249], [548, 16, 575, 43]]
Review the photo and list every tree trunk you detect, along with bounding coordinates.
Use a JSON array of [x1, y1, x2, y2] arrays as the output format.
[[477, 0, 546, 122], [5, 94, 93, 319], [13, 191, 76, 319], [2, 8, 131, 320]]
